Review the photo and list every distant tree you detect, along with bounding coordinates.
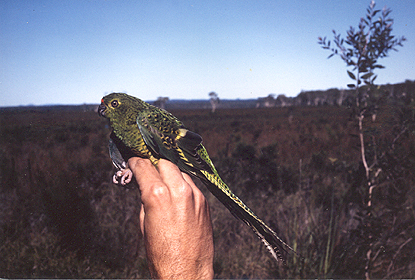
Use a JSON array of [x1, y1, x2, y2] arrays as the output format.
[[264, 94, 276, 107], [276, 94, 293, 107], [209, 91, 220, 113], [154, 96, 169, 109], [319, 2, 407, 279]]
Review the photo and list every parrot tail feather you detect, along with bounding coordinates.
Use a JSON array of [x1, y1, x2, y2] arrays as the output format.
[[198, 172, 298, 263]]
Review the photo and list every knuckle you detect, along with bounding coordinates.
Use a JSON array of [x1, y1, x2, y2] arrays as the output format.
[[173, 180, 194, 200], [142, 181, 169, 206]]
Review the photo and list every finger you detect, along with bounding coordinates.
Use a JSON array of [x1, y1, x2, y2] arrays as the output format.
[[156, 159, 186, 188], [182, 172, 198, 190], [128, 157, 161, 189], [181, 171, 205, 198], [181, 172, 203, 204], [128, 157, 174, 212], [156, 159, 197, 205]]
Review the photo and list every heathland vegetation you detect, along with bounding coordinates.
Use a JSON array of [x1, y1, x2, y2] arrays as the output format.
[[1, 85, 414, 278]]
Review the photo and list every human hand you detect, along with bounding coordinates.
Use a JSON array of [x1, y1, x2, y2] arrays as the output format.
[[128, 157, 214, 279]]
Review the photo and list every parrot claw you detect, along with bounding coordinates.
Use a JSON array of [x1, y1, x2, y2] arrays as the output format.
[[113, 168, 133, 185]]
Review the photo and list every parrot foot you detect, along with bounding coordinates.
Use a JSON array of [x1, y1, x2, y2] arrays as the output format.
[[113, 168, 133, 185]]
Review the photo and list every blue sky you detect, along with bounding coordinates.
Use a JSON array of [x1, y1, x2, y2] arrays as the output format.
[[1, 0, 414, 106]]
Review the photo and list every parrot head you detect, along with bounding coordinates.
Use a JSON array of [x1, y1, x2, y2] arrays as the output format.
[[98, 92, 149, 121]]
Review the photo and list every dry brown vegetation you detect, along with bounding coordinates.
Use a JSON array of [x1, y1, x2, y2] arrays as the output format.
[[0, 103, 414, 278]]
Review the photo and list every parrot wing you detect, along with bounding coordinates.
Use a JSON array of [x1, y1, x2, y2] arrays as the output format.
[[135, 108, 212, 175], [109, 132, 136, 166], [109, 137, 127, 170]]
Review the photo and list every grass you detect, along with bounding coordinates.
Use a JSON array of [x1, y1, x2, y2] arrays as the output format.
[[0, 104, 414, 278]]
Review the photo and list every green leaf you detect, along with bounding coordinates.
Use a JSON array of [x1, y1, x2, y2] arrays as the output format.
[[361, 72, 374, 80], [347, 84, 356, 88], [347, 70, 356, 80]]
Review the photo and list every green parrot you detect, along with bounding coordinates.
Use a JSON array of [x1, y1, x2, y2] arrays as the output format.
[[98, 92, 295, 262]]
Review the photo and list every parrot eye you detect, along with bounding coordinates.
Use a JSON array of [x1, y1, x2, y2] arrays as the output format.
[[111, 100, 119, 108]]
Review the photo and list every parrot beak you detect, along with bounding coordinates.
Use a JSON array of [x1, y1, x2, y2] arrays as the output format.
[[98, 101, 107, 117]]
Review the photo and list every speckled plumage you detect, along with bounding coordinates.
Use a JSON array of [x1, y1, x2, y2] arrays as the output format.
[[98, 92, 295, 262]]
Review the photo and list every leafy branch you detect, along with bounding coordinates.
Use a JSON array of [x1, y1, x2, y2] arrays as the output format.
[[318, 0, 406, 90], [318, 1, 406, 279]]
